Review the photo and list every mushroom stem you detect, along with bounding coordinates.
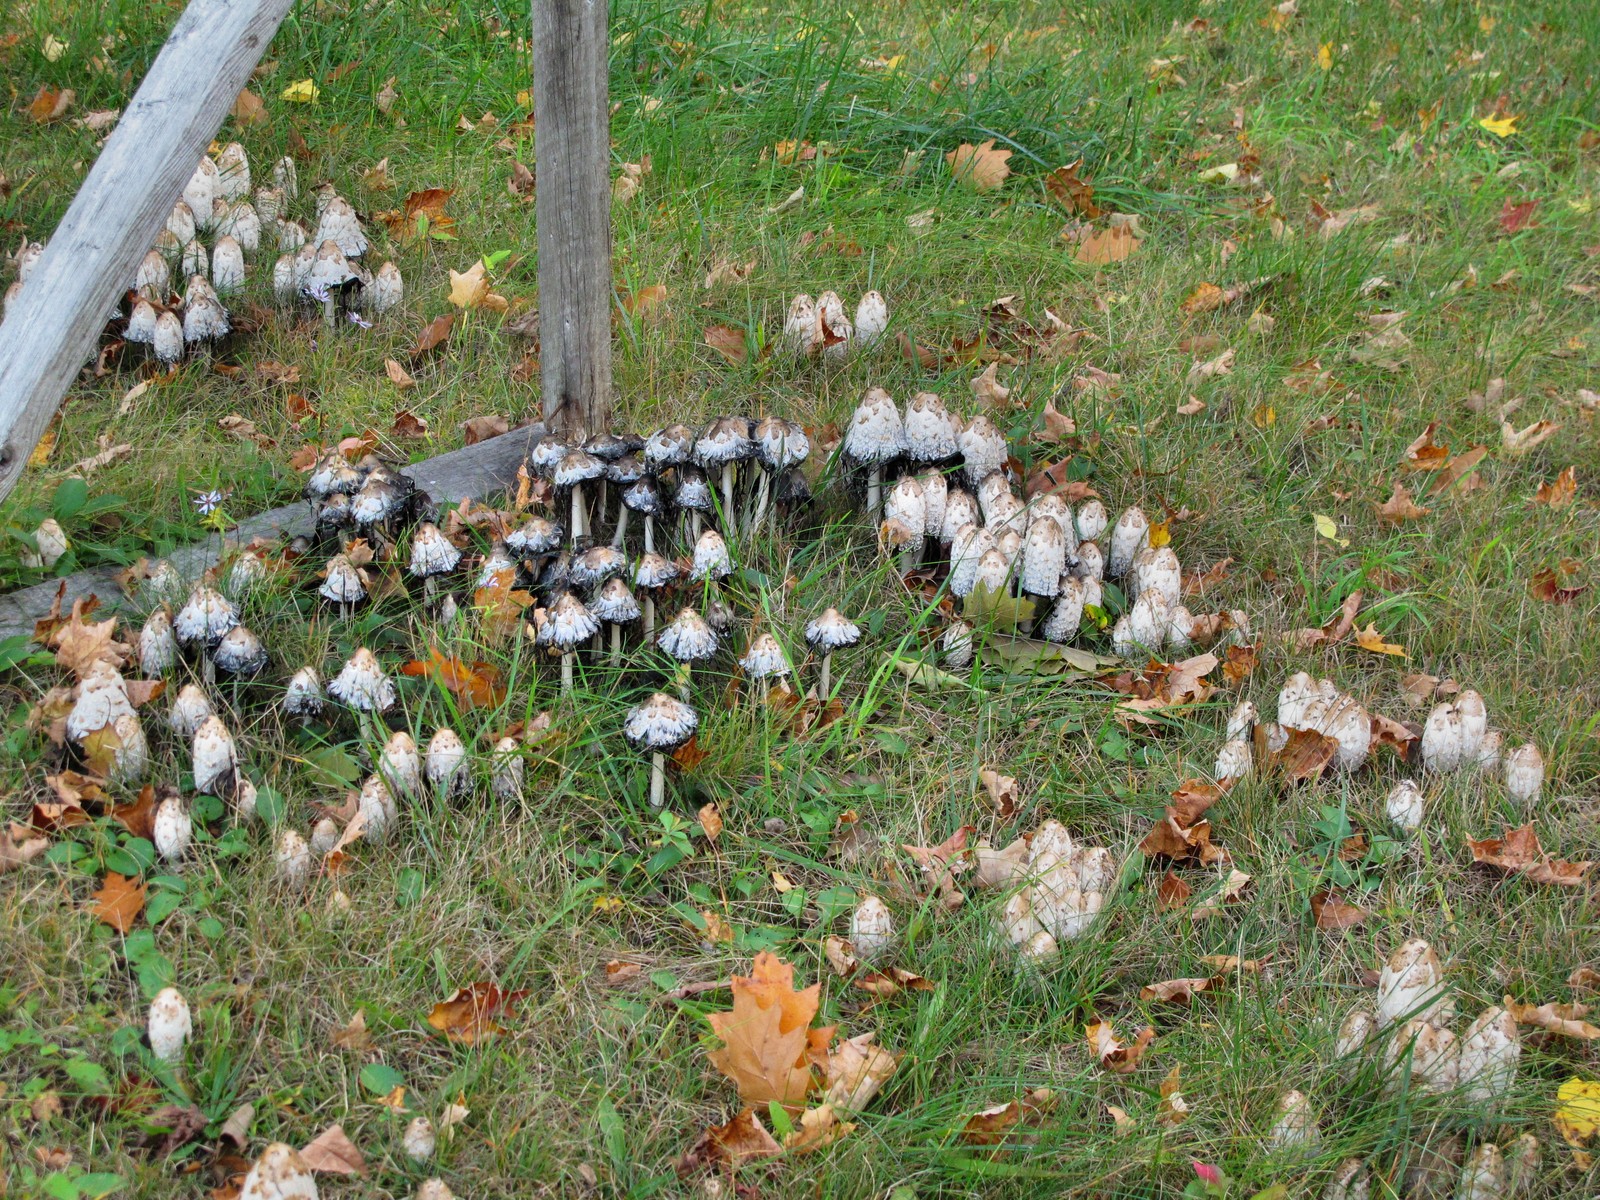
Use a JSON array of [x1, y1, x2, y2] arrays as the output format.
[[675, 661, 693, 700], [752, 472, 772, 529], [898, 541, 918, 576], [691, 510, 704, 540], [760, 677, 771, 706], [650, 751, 666, 807], [424, 576, 437, 604], [720, 464, 736, 531], [611, 507, 630, 549], [819, 652, 832, 700], [867, 466, 882, 520], [561, 652, 574, 693], [202, 655, 216, 686], [322, 292, 337, 328], [570, 487, 586, 542], [643, 595, 656, 639], [609, 624, 622, 664]]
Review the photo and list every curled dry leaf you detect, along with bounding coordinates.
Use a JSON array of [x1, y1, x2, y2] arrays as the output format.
[[426, 981, 529, 1044], [970, 363, 1010, 409], [1354, 623, 1407, 658], [1502, 419, 1560, 455], [945, 139, 1012, 191], [823, 1031, 899, 1109], [1503, 996, 1599, 1041], [959, 1089, 1057, 1144], [621, 283, 668, 320], [1087, 1020, 1155, 1074], [1286, 589, 1362, 652], [854, 967, 933, 999], [697, 803, 723, 842], [409, 312, 455, 360], [1533, 467, 1577, 509], [300, 1124, 367, 1176], [1073, 224, 1141, 265], [1402, 422, 1449, 471], [1310, 888, 1369, 931], [1156, 870, 1192, 911], [1529, 560, 1588, 604], [1427, 444, 1489, 495], [675, 1108, 781, 1176], [462, 415, 509, 445], [900, 825, 975, 910], [782, 1104, 855, 1154], [385, 359, 415, 389], [703, 324, 747, 364], [1044, 160, 1100, 217], [1158, 1065, 1188, 1126], [2, 823, 49, 873], [1468, 825, 1592, 887], [978, 768, 1020, 818], [1377, 481, 1429, 523], [331, 1010, 374, 1051]]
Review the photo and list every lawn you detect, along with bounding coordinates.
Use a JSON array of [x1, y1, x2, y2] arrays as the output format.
[[1, 0, 1598, 1197]]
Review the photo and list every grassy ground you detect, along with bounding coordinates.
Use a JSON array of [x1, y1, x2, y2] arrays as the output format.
[[3, 0, 1600, 1196]]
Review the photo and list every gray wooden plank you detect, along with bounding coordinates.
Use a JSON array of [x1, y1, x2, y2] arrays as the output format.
[[0, 425, 543, 637], [0, 0, 298, 504]]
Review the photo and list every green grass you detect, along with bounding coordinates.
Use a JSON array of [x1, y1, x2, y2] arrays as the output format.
[[3, 0, 1600, 1196]]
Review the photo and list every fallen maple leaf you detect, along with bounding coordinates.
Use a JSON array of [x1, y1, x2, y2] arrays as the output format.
[[1376, 481, 1429, 523], [900, 826, 975, 909], [970, 362, 1010, 408], [427, 981, 528, 1044], [330, 1011, 374, 1052], [1502, 419, 1560, 455], [385, 359, 416, 389], [1533, 467, 1577, 509], [978, 768, 1019, 818], [1529, 560, 1588, 605], [959, 1089, 1057, 1144], [1139, 976, 1220, 1004], [401, 648, 505, 709], [448, 261, 491, 309], [945, 139, 1012, 191], [621, 283, 668, 320], [706, 953, 830, 1111], [1503, 995, 1600, 1041], [90, 872, 146, 933], [110, 784, 160, 841], [1073, 224, 1141, 265], [1044, 159, 1100, 217], [46, 598, 130, 678], [1498, 199, 1539, 234], [409, 313, 455, 360], [1426, 445, 1489, 495], [697, 802, 723, 842], [676, 1109, 782, 1175], [27, 85, 74, 123], [462, 415, 509, 445], [1354, 623, 1407, 658], [300, 1124, 367, 1176], [1402, 422, 1449, 471], [1468, 825, 1592, 887], [703, 324, 747, 364], [1087, 1020, 1155, 1074], [1310, 888, 1368, 931], [2, 823, 49, 873]]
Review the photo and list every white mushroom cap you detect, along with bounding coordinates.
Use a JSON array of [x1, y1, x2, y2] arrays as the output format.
[[1277, 671, 1318, 729], [739, 632, 790, 679], [506, 515, 564, 555], [948, 523, 995, 597], [693, 416, 754, 468], [371, 260, 404, 312], [843, 388, 905, 465], [1039, 576, 1085, 643], [690, 528, 734, 581], [127, 298, 160, 344], [673, 465, 715, 511], [475, 544, 517, 588], [883, 476, 927, 540], [215, 141, 251, 201], [379, 730, 422, 797], [1335, 1008, 1376, 1061], [491, 737, 524, 802], [166, 201, 197, 245], [1454, 689, 1487, 760], [305, 239, 357, 292], [309, 816, 340, 856], [169, 683, 213, 739], [211, 236, 246, 292], [976, 470, 1012, 520], [1225, 699, 1258, 741], [1504, 742, 1543, 803], [571, 544, 628, 590], [1020, 514, 1066, 597], [1075, 499, 1108, 543], [314, 196, 368, 257], [805, 607, 861, 651], [592, 577, 641, 623], [941, 619, 974, 668], [657, 608, 718, 662], [957, 415, 1007, 486], [320, 555, 368, 605], [147, 986, 192, 1063], [226, 550, 266, 595], [153, 791, 192, 863], [1131, 546, 1182, 609], [238, 1143, 317, 1200], [973, 548, 1010, 594], [1106, 506, 1149, 579], [139, 608, 176, 675], [277, 218, 308, 252], [274, 830, 312, 892], [553, 449, 606, 488], [409, 523, 461, 578], [1458, 1145, 1506, 1200], [538, 593, 600, 649], [782, 293, 818, 355], [1214, 738, 1253, 782], [1457, 1005, 1520, 1104], [1386, 779, 1425, 834], [850, 894, 896, 961], [816, 289, 853, 357], [644, 423, 695, 468], [621, 475, 665, 516], [1165, 603, 1195, 651], [416, 1181, 457, 1200], [304, 449, 363, 498], [1420, 702, 1464, 772], [1264, 1089, 1320, 1153], [633, 552, 680, 590], [915, 470, 949, 539], [1383, 1019, 1459, 1094], [272, 156, 298, 200], [425, 729, 467, 795], [623, 692, 699, 751], [217, 200, 261, 254], [753, 417, 810, 471], [182, 294, 230, 343], [212, 624, 268, 676], [135, 250, 170, 301], [173, 586, 239, 647], [1376, 938, 1452, 1029], [182, 157, 218, 225], [253, 185, 283, 225], [854, 290, 890, 348], [940, 488, 980, 545], [192, 714, 238, 797], [403, 1116, 438, 1162], [1474, 729, 1503, 772], [283, 665, 325, 718], [180, 238, 209, 280], [327, 647, 396, 711], [152, 311, 184, 364]]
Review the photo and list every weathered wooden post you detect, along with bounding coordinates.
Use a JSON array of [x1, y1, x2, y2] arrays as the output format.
[[532, 0, 613, 440], [0, 0, 295, 505]]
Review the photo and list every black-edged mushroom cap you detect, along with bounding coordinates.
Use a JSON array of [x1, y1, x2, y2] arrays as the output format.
[[553, 449, 606, 490], [305, 240, 358, 293], [584, 431, 641, 462], [753, 417, 811, 471], [740, 633, 791, 679], [606, 453, 646, 485], [693, 416, 753, 468], [327, 647, 396, 711], [657, 607, 719, 661], [506, 515, 564, 555], [690, 529, 734, 581], [805, 607, 862, 651], [350, 477, 405, 529], [475, 543, 518, 588], [226, 551, 265, 594], [705, 597, 736, 634], [883, 476, 927, 535], [634, 552, 679, 590], [673, 464, 715, 512], [774, 466, 812, 505], [537, 551, 573, 598], [536, 592, 600, 649], [314, 492, 354, 536], [623, 692, 699, 752], [320, 554, 368, 604], [843, 388, 906, 465], [212, 625, 268, 677], [528, 438, 568, 477], [571, 544, 627, 590], [621, 474, 665, 516], [305, 450, 364, 499], [409, 523, 461, 578], [283, 665, 325, 717], [905, 391, 960, 462], [592, 577, 642, 623], [173, 586, 239, 648], [644, 424, 695, 469]]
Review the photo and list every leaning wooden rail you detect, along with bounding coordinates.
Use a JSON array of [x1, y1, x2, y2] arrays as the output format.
[[0, 0, 296, 506]]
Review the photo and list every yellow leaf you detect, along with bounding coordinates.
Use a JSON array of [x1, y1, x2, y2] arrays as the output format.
[[448, 261, 490, 309], [28, 429, 57, 467], [1354, 623, 1406, 658], [1312, 514, 1349, 547], [43, 34, 69, 62], [281, 79, 320, 103], [1478, 114, 1519, 138], [1147, 520, 1172, 548], [945, 139, 1012, 192], [516, 89, 532, 108], [1250, 403, 1276, 428], [1555, 1077, 1600, 1152], [1317, 42, 1333, 70], [1478, 15, 1496, 32]]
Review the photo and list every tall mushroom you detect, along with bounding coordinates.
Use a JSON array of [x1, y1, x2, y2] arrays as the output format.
[[212, 625, 268, 679], [690, 528, 734, 586], [1106, 506, 1149, 579], [957, 415, 1007, 488], [283, 666, 325, 725], [173, 586, 239, 685], [694, 416, 753, 528], [409, 523, 461, 603], [327, 647, 397, 716], [538, 592, 600, 693], [554, 449, 606, 542], [804, 608, 861, 699], [673, 464, 715, 541], [319, 553, 368, 620], [740, 632, 792, 702], [657, 607, 719, 698], [843, 388, 905, 518], [618, 474, 665, 553], [592, 577, 641, 664], [751, 418, 810, 529], [633, 552, 680, 639], [904, 391, 960, 465], [625, 692, 699, 808], [882, 476, 927, 574]]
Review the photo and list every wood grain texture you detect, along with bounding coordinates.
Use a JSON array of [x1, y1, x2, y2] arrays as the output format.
[[532, 0, 614, 439], [0, 0, 296, 505], [0, 425, 545, 637]]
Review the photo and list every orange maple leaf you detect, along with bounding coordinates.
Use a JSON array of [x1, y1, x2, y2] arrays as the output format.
[[706, 953, 832, 1111]]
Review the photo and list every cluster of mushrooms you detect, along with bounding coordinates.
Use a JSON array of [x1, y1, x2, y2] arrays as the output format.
[[780, 288, 890, 359], [1211, 673, 1546, 826]]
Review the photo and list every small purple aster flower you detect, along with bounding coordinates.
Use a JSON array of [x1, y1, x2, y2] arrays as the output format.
[[347, 312, 373, 329], [193, 488, 227, 515], [304, 282, 331, 303]]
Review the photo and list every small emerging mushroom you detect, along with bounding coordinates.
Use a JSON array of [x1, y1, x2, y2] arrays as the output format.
[[782, 293, 817, 355], [816, 290, 852, 358], [883, 476, 927, 573], [1376, 938, 1452, 1029], [673, 463, 716, 540], [193, 714, 239, 798], [358, 773, 399, 841], [491, 738, 524, 803], [624, 692, 699, 807], [403, 1116, 438, 1162], [139, 608, 176, 675], [148, 986, 192, 1063], [1503, 742, 1543, 804], [426, 729, 468, 798], [739, 632, 792, 701], [327, 647, 396, 714], [283, 666, 325, 724], [174, 586, 239, 683], [371, 260, 404, 312], [212, 624, 268, 678], [1457, 1005, 1520, 1105], [1106, 506, 1149, 579], [215, 141, 251, 201], [1214, 738, 1252, 782], [1386, 779, 1424, 835], [804, 608, 861, 699], [854, 290, 890, 348], [169, 684, 214, 739], [379, 730, 422, 797], [238, 1143, 317, 1200], [212, 235, 246, 293], [320, 553, 368, 619], [957, 415, 1007, 488], [1420, 702, 1464, 772], [274, 830, 312, 892], [690, 527, 734, 583], [850, 895, 896, 962], [1264, 1089, 1320, 1154], [153, 789, 192, 864]]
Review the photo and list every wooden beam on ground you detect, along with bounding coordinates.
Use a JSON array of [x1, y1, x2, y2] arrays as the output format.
[[0, 0, 296, 505], [0, 426, 544, 638], [532, 0, 613, 439]]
